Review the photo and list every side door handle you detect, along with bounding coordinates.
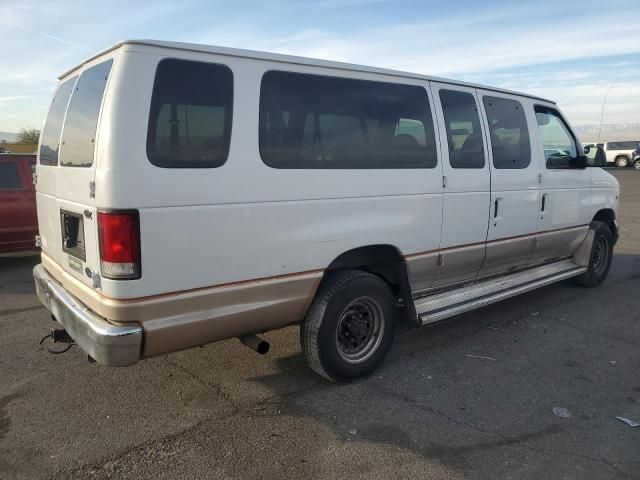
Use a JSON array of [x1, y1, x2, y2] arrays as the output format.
[[493, 198, 501, 227], [541, 193, 548, 219]]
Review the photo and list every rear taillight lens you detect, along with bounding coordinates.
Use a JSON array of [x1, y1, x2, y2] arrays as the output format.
[[97, 211, 141, 280]]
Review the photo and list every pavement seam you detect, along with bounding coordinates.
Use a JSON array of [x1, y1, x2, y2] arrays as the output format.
[[163, 358, 240, 413]]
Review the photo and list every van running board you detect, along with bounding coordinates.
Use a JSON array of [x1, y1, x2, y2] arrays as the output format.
[[414, 259, 586, 325]]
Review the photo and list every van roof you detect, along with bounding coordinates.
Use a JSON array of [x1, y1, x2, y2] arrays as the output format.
[[61, 39, 556, 104]]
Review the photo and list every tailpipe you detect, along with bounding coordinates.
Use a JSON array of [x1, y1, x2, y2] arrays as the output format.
[[238, 335, 270, 355]]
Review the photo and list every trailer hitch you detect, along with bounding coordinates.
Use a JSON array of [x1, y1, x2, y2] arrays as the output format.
[[39, 328, 75, 355]]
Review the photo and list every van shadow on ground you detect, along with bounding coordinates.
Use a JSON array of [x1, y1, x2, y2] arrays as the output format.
[[250, 254, 640, 478]]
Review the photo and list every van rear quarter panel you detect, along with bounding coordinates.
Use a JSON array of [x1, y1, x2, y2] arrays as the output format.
[[98, 47, 444, 299]]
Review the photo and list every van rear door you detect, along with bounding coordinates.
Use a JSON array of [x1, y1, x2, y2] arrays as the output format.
[[36, 59, 113, 287]]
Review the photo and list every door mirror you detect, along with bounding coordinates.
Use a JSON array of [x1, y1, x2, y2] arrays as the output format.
[[546, 151, 584, 169], [585, 145, 606, 167]]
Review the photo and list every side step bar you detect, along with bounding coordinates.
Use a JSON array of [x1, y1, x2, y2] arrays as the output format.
[[414, 259, 586, 325]]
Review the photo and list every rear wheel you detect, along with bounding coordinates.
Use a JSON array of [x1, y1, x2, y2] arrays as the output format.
[[615, 156, 629, 168], [574, 222, 613, 287], [301, 270, 396, 383]]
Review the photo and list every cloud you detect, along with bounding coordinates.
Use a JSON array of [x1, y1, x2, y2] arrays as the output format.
[[0, 95, 32, 104]]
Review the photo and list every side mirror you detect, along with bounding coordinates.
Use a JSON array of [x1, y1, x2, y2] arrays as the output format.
[[585, 145, 606, 167]]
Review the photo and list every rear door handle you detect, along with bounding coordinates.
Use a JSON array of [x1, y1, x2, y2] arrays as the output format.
[[541, 194, 547, 212]]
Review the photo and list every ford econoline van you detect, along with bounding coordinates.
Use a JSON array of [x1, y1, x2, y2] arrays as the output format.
[[33, 40, 619, 383]]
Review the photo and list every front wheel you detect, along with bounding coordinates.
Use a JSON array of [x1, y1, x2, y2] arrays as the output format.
[[615, 156, 629, 168], [300, 270, 396, 383], [574, 222, 614, 287], [633, 159, 640, 171]]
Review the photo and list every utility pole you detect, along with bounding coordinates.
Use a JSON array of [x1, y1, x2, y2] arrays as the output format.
[[597, 86, 613, 144]]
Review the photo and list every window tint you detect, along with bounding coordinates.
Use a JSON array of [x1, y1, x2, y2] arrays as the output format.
[[535, 106, 580, 169], [147, 59, 233, 168], [60, 60, 113, 167], [39, 77, 77, 166], [439, 90, 485, 169], [482, 96, 530, 169], [259, 71, 437, 169], [0, 163, 21, 189], [608, 141, 636, 150]]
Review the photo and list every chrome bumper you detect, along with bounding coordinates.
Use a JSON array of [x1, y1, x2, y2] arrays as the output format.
[[33, 264, 142, 366]]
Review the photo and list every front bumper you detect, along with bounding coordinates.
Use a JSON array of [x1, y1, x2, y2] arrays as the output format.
[[33, 264, 142, 366]]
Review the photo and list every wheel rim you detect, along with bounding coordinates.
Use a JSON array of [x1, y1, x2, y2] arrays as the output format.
[[335, 296, 385, 364], [616, 158, 628, 167], [634, 161, 640, 171], [591, 235, 610, 276]]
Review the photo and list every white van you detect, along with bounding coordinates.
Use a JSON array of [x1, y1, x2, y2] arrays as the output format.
[[33, 40, 620, 383]]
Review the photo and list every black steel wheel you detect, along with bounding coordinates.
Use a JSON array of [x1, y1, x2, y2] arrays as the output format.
[[575, 221, 614, 287], [301, 270, 396, 383]]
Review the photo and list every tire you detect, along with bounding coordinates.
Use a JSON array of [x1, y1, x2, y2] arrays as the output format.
[[634, 159, 640, 171], [614, 156, 629, 168], [574, 222, 614, 287], [300, 270, 397, 383]]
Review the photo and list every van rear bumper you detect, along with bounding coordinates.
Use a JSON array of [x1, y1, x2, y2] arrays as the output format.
[[33, 264, 142, 366]]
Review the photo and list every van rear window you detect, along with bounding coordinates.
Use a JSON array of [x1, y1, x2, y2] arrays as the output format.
[[259, 71, 437, 169], [39, 77, 77, 166], [147, 59, 233, 168], [60, 60, 113, 167]]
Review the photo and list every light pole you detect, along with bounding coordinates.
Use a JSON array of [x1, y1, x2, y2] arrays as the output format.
[[597, 86, 613, 144]]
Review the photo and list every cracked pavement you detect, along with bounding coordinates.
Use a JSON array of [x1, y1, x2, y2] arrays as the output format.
[[1, 169, 639, 479]]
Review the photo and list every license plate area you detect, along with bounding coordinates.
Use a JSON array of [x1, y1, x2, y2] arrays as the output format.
[[60, 210, 86, 261]]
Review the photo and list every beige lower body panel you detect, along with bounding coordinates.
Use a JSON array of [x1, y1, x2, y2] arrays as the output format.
[[431, 244, 485, 288], [529, 225, 589, 265], [40, 253, 322, 359], [140, 273, 322, 357], [406, 252, 439, 293], [479, 235, 536, 277]]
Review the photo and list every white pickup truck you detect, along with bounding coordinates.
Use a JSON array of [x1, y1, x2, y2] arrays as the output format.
[[33, 40, 619, 383]]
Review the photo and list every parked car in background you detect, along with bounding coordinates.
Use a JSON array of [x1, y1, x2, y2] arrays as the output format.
[[632, 147, 640, 171], [588, 141, 640, 168], [0, 154, 38, 253]]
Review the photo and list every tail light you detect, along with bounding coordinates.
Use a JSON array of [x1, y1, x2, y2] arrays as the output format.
[[97, 211, 141, 280]]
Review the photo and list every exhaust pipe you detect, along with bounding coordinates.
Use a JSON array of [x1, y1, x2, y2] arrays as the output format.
[[238, 335, 270, 355]]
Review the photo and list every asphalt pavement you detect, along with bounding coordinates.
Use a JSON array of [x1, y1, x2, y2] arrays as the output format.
[[1, 169, 639, 480]]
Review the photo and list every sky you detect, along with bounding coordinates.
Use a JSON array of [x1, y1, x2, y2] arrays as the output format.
[[0, 0, 639, 133]]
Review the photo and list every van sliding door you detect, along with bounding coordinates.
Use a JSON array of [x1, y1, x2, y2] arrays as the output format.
[[476, 91, 541, 276], [430, 82, 490, 287]]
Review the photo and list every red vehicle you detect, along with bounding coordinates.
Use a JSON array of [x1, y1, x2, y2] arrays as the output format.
[[0, 154, 38, 253]]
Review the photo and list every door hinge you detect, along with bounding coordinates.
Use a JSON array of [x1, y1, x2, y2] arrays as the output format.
[[32, 172, 38, 186], [442, 175, 448, 188], [35, 235, 42, 248], [537, 173, 542, 184], [89, 181, 95, 199]]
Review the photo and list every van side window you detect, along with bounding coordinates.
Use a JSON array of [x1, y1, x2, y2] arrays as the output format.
[[482, 96, 530, 169], [60, 60, 113, 167], [147, 59, 233, 168], [608, 141, 636, 150], [534, 106, 580, 169], [39, 77, 77, 166], [439, 90, 485, 169], [0, 163, 21, 189], [259, 71, 437, 169]]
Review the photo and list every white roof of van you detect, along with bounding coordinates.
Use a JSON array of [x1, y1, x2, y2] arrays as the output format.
[[61, 39, 556, 104]]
